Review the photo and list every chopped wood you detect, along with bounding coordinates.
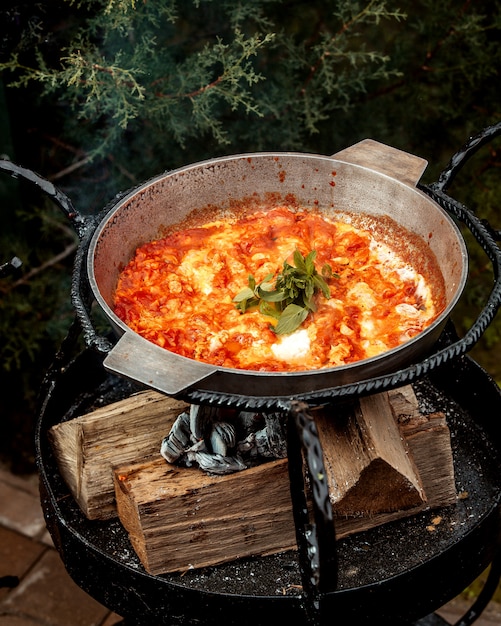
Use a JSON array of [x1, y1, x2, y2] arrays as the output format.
[[315, 392, 426, 517], [389, 386, 457, 509], [49, 384, 457, 573], [114, 457, 294, 574], [110, 385, 457, 574], [48, 391, 188, 519]]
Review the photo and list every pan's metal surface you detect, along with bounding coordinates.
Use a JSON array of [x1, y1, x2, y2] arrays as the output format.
[[87, 144, 468, 399]]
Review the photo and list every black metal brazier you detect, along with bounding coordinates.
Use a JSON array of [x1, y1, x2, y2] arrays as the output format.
[[6, 123, 501, 625], [36, 322, 501, 625]]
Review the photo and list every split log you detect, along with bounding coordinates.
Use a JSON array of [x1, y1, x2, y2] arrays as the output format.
[[389, 385, 457, 510], [112, 386, 456, 574], [114, 458, 293, 575], [49, 385, 457, 573], [315, 392, 426, 517], [48, 391, 188, 520]]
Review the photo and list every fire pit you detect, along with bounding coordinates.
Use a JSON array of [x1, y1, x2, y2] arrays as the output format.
[[4, 123, 501, 624], [36, 325, 501, 625]]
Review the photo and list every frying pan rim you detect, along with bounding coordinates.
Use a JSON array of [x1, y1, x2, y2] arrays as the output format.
[[85, 150, 469, 385]]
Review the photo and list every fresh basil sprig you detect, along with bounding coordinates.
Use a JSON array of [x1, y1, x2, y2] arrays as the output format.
[[233, 250, 336, 335]]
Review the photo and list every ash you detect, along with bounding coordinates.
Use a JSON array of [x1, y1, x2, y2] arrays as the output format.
[[166, 551, 302, 596], [160, 404, 288, 475]]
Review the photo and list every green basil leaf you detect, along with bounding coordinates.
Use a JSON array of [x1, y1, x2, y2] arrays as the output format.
[[258, 286, 288, 302], [233, 287, 256, 303], [292, 249, 307, 273], [234, 248, 336, 334], [259, 278, 276, 293], [304, 250, 317, 274], [321, 263, 332, 279], [259, 300, 281, 319], [275, 303, 309, 335], [303, 291, 316, 312], [312, 274, 331, 299]]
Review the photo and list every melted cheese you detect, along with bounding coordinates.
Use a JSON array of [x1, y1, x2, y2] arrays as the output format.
[[271, 329, 311, 362], [114, 206, 444, 372]]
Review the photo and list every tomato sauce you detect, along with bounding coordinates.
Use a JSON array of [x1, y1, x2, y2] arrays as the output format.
[[114, 206, 444, 371]]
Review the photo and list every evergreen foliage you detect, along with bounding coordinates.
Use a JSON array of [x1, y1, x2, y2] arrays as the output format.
[[1, 0, 410, 207], [0, 0, 500, 470]]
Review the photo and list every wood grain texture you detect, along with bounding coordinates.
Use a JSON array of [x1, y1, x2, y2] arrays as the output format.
[[49, 390, 188, 519], [49, 384, 456, 575], [115, 457, 295, 574], [49, 385, 457, 573]]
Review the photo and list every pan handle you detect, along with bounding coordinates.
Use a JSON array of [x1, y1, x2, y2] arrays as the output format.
[[72, 233, 218, 388], [332, 138, 428, 188], [0, 159, 93, 240], [102, 330, 219, 395]]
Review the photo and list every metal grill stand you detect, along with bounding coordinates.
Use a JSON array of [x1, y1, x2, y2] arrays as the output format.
[[24, 122, 501, 625], [35, 320, 501, 626]]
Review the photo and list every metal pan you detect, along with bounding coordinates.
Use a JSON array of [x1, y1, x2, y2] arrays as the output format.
[[83, 140, 468, 399], [10, 134, 501, 406]]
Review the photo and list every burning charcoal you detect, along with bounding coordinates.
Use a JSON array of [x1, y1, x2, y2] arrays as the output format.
[[160, 411, 191, 463], [194, 451, 247, 475], [263, 412, 287, 458], [209, 421, 236, 456], [235, 411, 266, 438], [255, 428, 275, 457], [161, 404, 287, 475], [238, 412, 287, 458], [184, 439, 208, 466], [237, 432, 257, 456], [189, 403, 221, 440]]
